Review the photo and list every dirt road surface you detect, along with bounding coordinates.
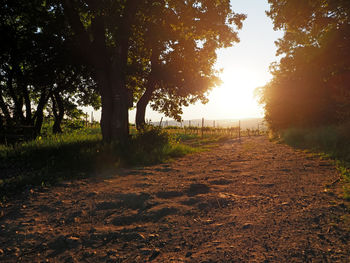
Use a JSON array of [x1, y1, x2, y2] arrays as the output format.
[[0, 136, 349, 262]]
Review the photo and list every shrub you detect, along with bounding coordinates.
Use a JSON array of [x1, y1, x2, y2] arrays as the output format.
[[281, 127, 306, 147], [281, 124, 350, 163], [122, 126, 195, 165]]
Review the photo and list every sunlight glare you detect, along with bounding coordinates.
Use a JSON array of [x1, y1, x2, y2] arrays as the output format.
[[207, 67, 269, 119]]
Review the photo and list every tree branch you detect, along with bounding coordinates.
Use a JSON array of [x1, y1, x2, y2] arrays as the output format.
[[62, 0, 93, 64]]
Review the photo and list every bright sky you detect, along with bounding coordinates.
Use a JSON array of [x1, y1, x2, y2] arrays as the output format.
[[89, 0, 283, 123]]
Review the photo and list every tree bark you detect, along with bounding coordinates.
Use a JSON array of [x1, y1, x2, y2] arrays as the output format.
[[136, 83, 155, 130], [135, 47, 160, 130], [62, 0, 137, 143], [97, 66, 130, 143], [6, 68, 25, 123], [33, 89, 49, 136], [14, 63, 32, 124], [0, 88, 12, 126], [51, 92, 64, 134], [96, 70, 113, 142]]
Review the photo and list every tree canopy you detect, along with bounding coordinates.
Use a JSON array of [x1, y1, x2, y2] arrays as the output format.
[[61, 0, 245, 140], [259, 0, 350, 131], [0, 0, 99, 135], [132, 0, 245, 129], [1, 0, 245, 142]]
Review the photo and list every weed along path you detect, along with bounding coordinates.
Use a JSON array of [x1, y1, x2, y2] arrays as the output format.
[[1, 137, 349, 262]]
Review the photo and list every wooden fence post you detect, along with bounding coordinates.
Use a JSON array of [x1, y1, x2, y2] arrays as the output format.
[[201, 117, 204, 138], [239, 120, 241, 140]]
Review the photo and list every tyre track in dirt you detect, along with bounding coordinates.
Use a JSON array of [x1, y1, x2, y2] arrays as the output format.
[[0, 136, 349, 262]]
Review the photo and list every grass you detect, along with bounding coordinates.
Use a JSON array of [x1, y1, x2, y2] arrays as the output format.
[[0, 125, 225, 199], [0, 128, 102, 197], [336, 163, 350, 201], [280, 124, 350, 201]]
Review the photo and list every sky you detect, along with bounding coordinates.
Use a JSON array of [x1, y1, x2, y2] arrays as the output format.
[[89, 0, 283, 123]]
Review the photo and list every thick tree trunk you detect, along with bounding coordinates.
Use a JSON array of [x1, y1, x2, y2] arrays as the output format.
[[110, 62, 130, 142], [63, 0, 136, 143], [98, 68, 130, 143], [136, 85, 154, 130]]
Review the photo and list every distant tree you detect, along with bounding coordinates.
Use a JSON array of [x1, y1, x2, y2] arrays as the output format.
[[0, 0, 100, 136], [0, 0, 64, 134], [47, 67, 100, 134], [259, 0, 350, 131]]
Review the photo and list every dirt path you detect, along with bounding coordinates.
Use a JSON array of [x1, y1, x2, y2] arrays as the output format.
[[0, 136, 349, 262]]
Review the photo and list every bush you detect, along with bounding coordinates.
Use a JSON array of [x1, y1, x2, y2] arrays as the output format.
[[124, 126, 194, 165], [163, 125, 182, 130], [281, 127, 306, 147], [133, 126, 170, 153], [63, 119, 86, 131], [281, 124, 350, 162]]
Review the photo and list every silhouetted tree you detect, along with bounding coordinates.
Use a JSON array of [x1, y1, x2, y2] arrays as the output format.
[[61, 0, 245, 140], [259, 0, 350, 131], [132, 1, 245, 129], [0, 0, 99, 136]]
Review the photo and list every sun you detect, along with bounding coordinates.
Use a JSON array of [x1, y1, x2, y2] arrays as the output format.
[[207, 67, 268, 119]]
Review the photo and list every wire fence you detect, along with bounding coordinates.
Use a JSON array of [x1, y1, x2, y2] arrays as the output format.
[[156, 117, 267, 139]]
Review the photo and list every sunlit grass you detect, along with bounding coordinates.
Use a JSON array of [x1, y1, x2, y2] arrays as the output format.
[[281, 124, 350, 201], [0, 123, 244, 199], [0, 126, 206, 198]]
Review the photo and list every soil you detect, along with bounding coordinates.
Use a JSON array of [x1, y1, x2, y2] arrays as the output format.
[[0, 136, 349, 262]]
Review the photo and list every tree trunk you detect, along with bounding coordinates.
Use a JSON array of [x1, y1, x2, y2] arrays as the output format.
[[14, 63, 32, 125], [51, 93, 64, 134], [33, 90, 49, 136], [98, 67, 130, 143], [62, 0, 136, 143], [7, 68, 25, 124], [110, 62, 130, 143], [136, 84, 154, 130], [0, 114, 3, 130], [98, 70, 113, 142], [135, 47, 159, 130], [0, 89, 12, 126]]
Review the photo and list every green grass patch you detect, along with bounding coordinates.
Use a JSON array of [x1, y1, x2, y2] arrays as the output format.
[[336, 162, 350, 201], [281, 124, 350, 201], [0, 128, 102, 196], [0, 126, 202, 198]]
